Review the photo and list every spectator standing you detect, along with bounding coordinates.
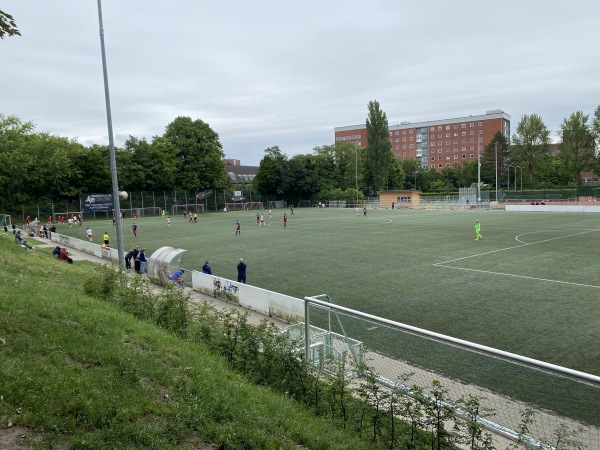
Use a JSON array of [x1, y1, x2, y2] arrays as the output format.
[[138, 248, 147, 275], [103, 232, 109, 247], [125, 247, 135, 270], [237, 258, 247, 284], [202, 260, 212, 274]]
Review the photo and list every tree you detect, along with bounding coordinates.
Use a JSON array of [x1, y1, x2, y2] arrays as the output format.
[[510, 114, 551, 184], [254, 146, 290, 196], [559, 111, 596, 185], [364, 101, 393, 193], [163, 116, 227, 191], [480, 132, 510, 188], [0, 9, 20, 39]]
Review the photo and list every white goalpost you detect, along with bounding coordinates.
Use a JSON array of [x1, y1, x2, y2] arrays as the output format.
[[268, 200, 286, 209], [244, 202, 263, 211], [225, 203, 245, 212]]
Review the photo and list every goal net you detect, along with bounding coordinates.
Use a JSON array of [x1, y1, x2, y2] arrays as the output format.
[[244, 202, 263, 211], [121, 207, 162, 218], [225, 203, 245, 212], [269, 200, 286, 209], [328, 201, 347, 208], [0, 214, 11, 227], [172, 204, 205, 216]]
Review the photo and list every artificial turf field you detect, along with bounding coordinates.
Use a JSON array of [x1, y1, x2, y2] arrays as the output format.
[[60, 207, 600, 377]]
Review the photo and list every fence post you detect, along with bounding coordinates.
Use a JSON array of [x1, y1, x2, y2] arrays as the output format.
[[304, 299, 310, 363]]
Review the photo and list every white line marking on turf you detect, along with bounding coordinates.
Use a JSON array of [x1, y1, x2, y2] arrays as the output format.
[[433, 229, 600, 288], [434, 229, 599, 266], [432, 265, 600, 289]]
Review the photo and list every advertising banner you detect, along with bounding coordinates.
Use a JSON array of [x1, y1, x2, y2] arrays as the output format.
[[81, 193, 114, 213]]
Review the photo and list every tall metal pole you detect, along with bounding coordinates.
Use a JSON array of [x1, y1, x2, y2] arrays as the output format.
[[507, 165, 511, 191], [519, 167, 523, 191], [354, 143, 359, 206], [495, 142, 498, 202], [97, 0, 124, 267], [477, 146, 481, 205]]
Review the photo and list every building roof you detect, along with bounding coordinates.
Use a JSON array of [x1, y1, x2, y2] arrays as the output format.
[[225, 165, 258, 184]]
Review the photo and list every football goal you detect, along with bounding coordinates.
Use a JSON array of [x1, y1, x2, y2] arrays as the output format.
[[121, 207, 162, 218], [0, 214, 12, 227], [172, 204, 205, 216], [225, 203, 245, 212], [244, 202, 263, 211], [269, 200, 286, 209]]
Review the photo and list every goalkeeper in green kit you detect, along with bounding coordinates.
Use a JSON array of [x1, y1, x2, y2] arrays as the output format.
[[475, 221, 482, 240]]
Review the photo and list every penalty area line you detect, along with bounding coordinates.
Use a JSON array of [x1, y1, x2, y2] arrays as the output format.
[[434, 264, 600, 289]]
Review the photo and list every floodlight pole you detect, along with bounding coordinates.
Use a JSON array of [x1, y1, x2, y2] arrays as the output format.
[[354, 143, 359, 206], [495, 142, 498, 202], [97, 0, 124, 267], [477, 145, 481, 205]]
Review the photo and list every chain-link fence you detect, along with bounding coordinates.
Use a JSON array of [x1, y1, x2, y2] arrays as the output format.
[[301, 296, 600, 449]]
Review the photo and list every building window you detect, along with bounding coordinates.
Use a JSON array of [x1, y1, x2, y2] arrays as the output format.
[[462, 146, 466, 151], [403, 151, 406, 156], [462, 139, 466, 143], [438, 149, 443, 153], [438, 156, 442, 160], [389, 131, 392, 136], [446, 148, 451, 152], [430, 156, 435, 161], [430, 142, 435, 147], [438, 126, 442, 130], [454, 124, 458, 129], [446, 133, 450, 137], [478, 130, 483, 134], [470, 153, 475, 158], [470, 122, 474, 127], [438, 133, 442, 138], [395, 145, 399, 149], [438, 164, 443, 168], [478, 138, 482, 142], [438, 141, 442, 146], [446, 156, 450, 160], [454, 147, 458, 152], [454, 155, 458, 159], [409, 137, 414, 141], [454, 139, 458, 144], [462, 123, 466, 128], [462, 154, 466, 159], [462, 131, 466, 136], [446, 125, 450, 130], [446, 163, 450, 167], [395, 131, 399, 135], [402, 137, 406, 142], [403, 144, 407, 149], [410, 129, 414, 134], [409, 144, 414, 148], [396, 138, 400, 142], [470, 146, 474, 150], [478, 121, 482, 126], [470, 138, 474, 143], [430, 127, 435, 131], [445, 140, 450, 145], [410, 151, 413, 155]]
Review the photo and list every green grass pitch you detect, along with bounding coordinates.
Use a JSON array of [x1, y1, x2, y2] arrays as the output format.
[[62, 207, 600, 377]]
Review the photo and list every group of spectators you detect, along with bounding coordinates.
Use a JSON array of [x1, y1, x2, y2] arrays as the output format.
[[125, 246, 147, 274]]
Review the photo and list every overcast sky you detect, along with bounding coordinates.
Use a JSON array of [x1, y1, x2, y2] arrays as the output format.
[[2, 1, 599, 166]]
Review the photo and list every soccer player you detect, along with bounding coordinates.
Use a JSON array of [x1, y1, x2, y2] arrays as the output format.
[[235, 219, 241, 235], [166, 216, 171, 227], [475, 221, 482, 240], [363, 207, 367, 218], [256, 213, 260, 225], [132, 223, 138, 237], [86, 228, 93, 242], [268, 209, 272, 218], [260, 214, 265, 226], [283, 213, 287, 228], [103, 232, 109, 247]]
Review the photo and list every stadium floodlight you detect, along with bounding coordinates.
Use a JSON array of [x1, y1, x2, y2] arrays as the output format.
[[96, 0, 124, 267]]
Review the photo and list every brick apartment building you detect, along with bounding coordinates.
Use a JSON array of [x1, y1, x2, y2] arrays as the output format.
[[334, 109, 511, 171]]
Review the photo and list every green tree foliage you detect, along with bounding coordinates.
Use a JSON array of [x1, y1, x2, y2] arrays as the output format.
[[559, 111, 596, 185], [163, 116, 227, 191], [0, 9, 20, 39], [510, 114, 551, 183], [254, 146, 290, 196], [480, 132, 510, 188], [0, 115, 36, 209], [364, 101, 393, 193]]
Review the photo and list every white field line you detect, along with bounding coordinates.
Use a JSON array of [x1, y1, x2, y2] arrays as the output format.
[[433, 229, 600, 288]]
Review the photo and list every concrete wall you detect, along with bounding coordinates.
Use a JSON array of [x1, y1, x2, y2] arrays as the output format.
[[506, 205, 600, 213], [49, 233, 304, 323]]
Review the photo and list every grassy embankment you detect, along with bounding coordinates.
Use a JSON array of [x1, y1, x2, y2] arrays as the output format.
[[0, 232, 375, 449]]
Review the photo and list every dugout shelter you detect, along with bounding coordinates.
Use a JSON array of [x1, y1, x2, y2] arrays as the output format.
[[378, 190, 421, 209]]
